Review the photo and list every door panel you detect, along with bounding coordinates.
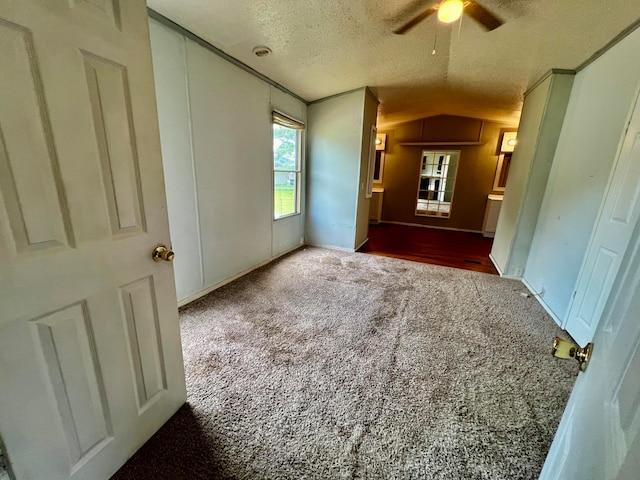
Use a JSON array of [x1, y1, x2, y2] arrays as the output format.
[[0, 1, 186, 479], [120, 276, 168, 412], [574, 247, 617, 331], [83, 53, 147, 237], [610, 133, 640, 224], [0, 19, 73, 253], [32, 303, 112, 466], [69, 0, 122, 30]]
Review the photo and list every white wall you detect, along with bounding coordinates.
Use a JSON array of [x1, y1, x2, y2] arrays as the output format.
[[355, 91, 379, 249], [306, 89, 368, 251], [150, 19, 306, 303], [491, 76, 552, 275], [492, 73, 574, 278], [150, 22, 202, 301], [524, 26, 640, 322]]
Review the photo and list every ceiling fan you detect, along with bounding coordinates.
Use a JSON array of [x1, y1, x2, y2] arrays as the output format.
[[394, 0, 504, 34]]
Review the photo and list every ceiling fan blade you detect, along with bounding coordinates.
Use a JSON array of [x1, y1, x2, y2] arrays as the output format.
[[465, 1, 504, 31], [393, 7, 437, 34]]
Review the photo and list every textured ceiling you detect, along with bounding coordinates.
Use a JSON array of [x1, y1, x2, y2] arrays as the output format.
[[148, 0, 640, 127]]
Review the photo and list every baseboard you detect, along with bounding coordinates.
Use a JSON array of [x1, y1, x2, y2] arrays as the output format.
[[488, 254, 522, 280], [489, 259, 564, 328], [489, 253, 504, 276], [380, 221, 483, 234], [304, 242, 357, 253], [521, 277, 563, 327], [501, 274, 523, 280], [177, 244, 303, 307], [355, 237, 369, 251], [304, 238, 369, 253]]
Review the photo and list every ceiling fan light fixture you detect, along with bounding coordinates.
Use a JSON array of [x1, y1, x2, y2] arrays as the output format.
[[437, 0, 464, 24]]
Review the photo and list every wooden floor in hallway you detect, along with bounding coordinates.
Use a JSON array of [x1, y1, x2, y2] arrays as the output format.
[[359, 223, 499, 275]]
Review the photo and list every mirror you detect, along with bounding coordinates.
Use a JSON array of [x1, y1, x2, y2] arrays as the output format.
[[493, 152, 512, 191], [415, 150, 460, 218], [374, 133, 386, 184], [493, 130, 516, 191], [373, 151, 385, 184]]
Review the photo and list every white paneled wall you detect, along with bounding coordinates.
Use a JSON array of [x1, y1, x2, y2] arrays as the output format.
[[356, 91, 379, 249], [490, 72, 573, 279], [524, 26, 640, 323], [185, 40, 273, 287], [149, 23, 202, 301], [149, 19, 306, 304]]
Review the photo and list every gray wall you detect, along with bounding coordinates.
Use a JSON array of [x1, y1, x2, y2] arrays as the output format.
[[306, 89, 371, 250]]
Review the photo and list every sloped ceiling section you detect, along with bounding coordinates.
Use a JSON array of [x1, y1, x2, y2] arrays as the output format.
[[148, 0, 640, 126]]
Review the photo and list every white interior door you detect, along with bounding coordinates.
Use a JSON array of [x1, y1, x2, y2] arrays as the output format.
[[540, 206, 640, 480], [0, 1, 186, 479], [564, 86, 640, 346]]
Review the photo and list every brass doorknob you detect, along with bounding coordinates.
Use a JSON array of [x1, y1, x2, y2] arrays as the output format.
[[552, 337, 594, 372], [152, 245, 175, 262]]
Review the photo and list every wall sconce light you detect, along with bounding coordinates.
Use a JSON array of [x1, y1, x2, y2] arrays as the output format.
[[501, 132, 517, 153]]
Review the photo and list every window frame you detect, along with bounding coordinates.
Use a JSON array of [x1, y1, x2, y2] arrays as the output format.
[[272, 112, 304, 220], [414, 150, 460, 218]]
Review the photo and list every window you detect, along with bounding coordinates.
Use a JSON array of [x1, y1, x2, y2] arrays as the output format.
[[273, 111, 304, 219], [415, 150, 460, 218]]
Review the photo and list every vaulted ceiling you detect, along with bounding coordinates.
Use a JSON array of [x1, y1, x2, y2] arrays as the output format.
[[148, 0, 640, 127]]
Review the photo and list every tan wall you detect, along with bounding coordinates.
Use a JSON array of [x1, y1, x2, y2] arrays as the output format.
[[379, 115, 515, 232]]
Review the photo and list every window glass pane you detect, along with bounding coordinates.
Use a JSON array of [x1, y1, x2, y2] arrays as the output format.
[[273, 124, 298, 171], [274, 172, 296, 217], [416, 150, 460, 218]]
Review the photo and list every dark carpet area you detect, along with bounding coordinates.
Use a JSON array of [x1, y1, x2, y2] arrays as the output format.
[[112, 247, 576, 479]]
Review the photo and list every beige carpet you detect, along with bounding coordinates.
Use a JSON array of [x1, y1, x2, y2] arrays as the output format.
[[112, 247, 576, 479]]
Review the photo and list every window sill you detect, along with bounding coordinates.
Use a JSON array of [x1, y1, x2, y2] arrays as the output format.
[[274, 212, 301, 221]]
